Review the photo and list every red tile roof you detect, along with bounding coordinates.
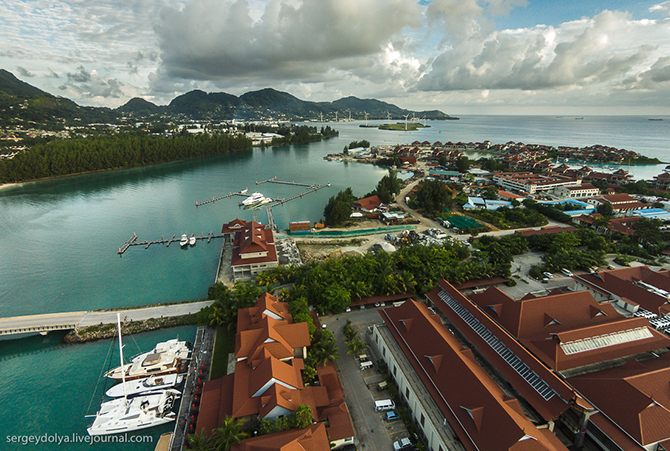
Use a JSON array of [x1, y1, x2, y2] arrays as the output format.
[[355, 195, 383, 211], [231, 422, 331, 451], [468, 288, 670, 371], [427, 280, 577, 420], [570, 355, 670, 446], [197, 374, 235, 436], [380, 299, 568, 451], [576, 266, 670, 315]]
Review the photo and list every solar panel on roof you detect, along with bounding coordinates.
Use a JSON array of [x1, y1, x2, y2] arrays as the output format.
[[438, 290, 556, 401]]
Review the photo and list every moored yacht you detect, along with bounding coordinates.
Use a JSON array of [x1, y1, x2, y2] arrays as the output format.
[[240, 192, 267, 206], [105, 349, 187, 381], [87, 389, 180, 435], [105, 374, 183, 398], [86, 314, 181, 436], [179, 234, 188, 247], [189, 235, 196, 246]]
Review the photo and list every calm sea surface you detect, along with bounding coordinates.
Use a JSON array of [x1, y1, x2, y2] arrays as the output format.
[[0, 115, 668, 449]]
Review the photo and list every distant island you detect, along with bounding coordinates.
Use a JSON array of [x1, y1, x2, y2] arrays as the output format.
[[360, 122, 433, 131]]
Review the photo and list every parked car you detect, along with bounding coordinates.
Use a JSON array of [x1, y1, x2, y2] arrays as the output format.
[[393, 437, 412, 450], [543, 272, 553, 279], [561, 268, 574, 277], [386, 410, 400, 421]]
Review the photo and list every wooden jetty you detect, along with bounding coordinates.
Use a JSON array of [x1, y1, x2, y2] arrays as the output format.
[[195, 188, 248, 207], [256, 176, 316, 188], [118, 231, 226, 255]]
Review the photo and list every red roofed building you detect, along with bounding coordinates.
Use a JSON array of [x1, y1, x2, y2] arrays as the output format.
[[222, 219, 278, 280], [231, 422, 331, 451], [354, 195, 385, 214], [197, 294, 354, 447], [569, 355, 670, 449], [586, 194, 652, 214], [574, 266, 670, 315], [375, 299, 569, 451], [468, 288, 670, 374]]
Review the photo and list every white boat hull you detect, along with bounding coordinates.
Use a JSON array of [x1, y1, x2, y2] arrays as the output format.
[[105, 374, 183, 398], [87, 390, 180, 436]]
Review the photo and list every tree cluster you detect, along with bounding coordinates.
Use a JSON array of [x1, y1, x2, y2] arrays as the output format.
[[368, 170, 402, 204], [323, 188, 357, 226], [467, 206, 548, 230], [0, 132, 252, 183], [414, 180, 452, 214], [207, 281, 263, 332]]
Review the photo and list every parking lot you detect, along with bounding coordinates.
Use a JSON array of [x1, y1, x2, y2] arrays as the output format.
[[322, 307, 412, 450]]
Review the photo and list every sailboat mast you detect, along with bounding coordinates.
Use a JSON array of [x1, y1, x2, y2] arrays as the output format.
[[116, 313, 128, 403]]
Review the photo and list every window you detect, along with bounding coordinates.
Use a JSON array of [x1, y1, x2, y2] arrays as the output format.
[[383, 348, 386, 357], [421, 413, 425, 427], [393, 366, 397, 376], [405, 387, 410, 400]]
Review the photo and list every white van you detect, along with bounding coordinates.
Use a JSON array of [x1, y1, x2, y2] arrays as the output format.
[[374, 399, 395, 412], [360, 361, 373, 371]]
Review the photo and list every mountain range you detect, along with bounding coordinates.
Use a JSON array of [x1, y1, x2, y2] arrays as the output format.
[[0, 69, 456, 125]]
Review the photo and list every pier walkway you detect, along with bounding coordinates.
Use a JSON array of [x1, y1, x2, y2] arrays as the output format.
[[0, 300, 213, 336], [118, 232, 227, 255], [169, 325, 215, 451]]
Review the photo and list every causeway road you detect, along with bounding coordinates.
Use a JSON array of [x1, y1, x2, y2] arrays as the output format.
[[0, 300, 214, 335]]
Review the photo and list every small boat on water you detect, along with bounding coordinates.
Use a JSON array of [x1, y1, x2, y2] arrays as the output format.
[[189, 235, 196, 246], [179, 234, 188, 247], [105, 374, 184, 398]]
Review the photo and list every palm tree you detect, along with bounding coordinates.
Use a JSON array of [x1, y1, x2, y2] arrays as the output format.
[[209, 416, 248, 451], [208, 301, 227, 327], [346, 336, 368, 356], [187, 429, 211, 451]]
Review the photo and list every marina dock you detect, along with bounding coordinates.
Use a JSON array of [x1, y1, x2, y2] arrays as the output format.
[[169, 325, 215, 451], [192, 177, 331, 231], [117, 232, 226, 255], [195, 189, 249, 207]]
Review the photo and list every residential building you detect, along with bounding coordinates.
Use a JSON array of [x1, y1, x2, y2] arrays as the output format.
[[375, 298, 569, 451], [222, 219, 278, 280], [553, 183, 600, 199], [574, 266, 670, 315], [197, 293, 354, 448], [493, 172, 581, 194], [586, 194, 652, 214]]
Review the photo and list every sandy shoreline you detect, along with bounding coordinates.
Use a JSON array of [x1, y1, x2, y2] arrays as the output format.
[[0, 183, 19, 191]]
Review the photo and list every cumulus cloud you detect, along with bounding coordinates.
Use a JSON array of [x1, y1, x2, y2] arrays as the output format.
[[417, 10, 670, 97], [155, 0, 422, 82], [58, 66, 142, 106], [649, 1, 670, 15]]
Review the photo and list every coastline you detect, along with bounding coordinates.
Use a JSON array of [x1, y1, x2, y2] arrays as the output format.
[[0, 183, 19, 191]]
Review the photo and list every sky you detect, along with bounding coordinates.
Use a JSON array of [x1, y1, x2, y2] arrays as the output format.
[[1, 0, 670, 115]]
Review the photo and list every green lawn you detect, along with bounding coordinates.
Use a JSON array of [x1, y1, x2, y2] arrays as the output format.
[[209, 325, 236, 380]]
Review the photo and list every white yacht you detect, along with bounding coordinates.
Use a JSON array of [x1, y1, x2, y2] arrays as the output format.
[[105, 349, 187, 381], [87, 389, 180, 435], [129, 339, 191, 363], [189, 235, 196, 246], [87, 314, 181, 435], [241, 192, 267, 206], [105, 374, 183, 398], [179, 234, 188, 247]]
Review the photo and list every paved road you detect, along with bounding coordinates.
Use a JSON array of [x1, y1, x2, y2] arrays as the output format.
[[323, 308, 395, 451], [0, 300, 214, 335]]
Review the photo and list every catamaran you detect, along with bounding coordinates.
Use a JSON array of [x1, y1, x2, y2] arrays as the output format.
[[86, 314, 181, 435]]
